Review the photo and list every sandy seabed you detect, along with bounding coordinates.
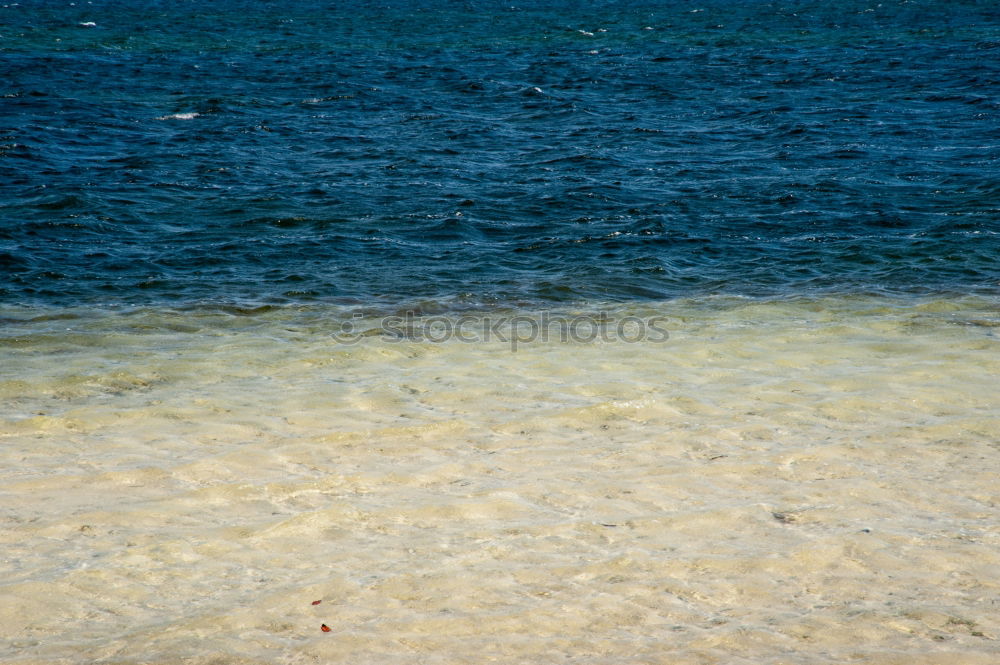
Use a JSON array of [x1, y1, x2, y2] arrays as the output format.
[[2, 297, 999, 664]]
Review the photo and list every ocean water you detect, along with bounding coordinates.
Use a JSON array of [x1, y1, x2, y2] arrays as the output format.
[[2, 1, 1000, 663]]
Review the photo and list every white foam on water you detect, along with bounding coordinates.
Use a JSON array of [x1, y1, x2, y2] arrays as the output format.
[[156, 112, 200, 120]]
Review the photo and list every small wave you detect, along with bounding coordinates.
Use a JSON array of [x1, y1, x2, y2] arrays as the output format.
[[156, 112, 200, 120]]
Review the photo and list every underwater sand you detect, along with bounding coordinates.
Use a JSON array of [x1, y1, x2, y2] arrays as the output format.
[[1, 296, 999, 664]]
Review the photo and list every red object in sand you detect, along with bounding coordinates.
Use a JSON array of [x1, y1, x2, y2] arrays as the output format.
[[312, 600, 322, 605], [321, 624, 331, 632]]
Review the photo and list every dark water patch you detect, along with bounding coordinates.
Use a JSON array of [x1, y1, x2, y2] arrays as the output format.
[[1, 0, 999, 307]]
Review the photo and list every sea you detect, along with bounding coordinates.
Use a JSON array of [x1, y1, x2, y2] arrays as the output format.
[[2, 1, 999, 663]]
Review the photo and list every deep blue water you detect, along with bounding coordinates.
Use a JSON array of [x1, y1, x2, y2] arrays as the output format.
[[2, 0, 999, 308]]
